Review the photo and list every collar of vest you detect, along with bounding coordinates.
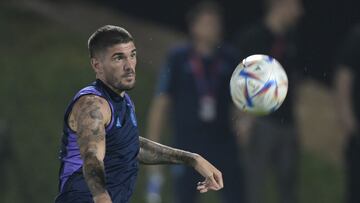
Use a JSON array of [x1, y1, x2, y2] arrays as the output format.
[[95, 79, 125, 103]]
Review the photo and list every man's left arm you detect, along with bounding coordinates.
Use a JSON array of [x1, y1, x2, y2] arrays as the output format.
[[137, 136, 224, 193]]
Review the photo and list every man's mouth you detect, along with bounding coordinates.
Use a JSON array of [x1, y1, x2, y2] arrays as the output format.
[[123, 73, 135, 79]]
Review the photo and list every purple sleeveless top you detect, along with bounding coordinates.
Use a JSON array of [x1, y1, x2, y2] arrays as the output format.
[[57, 80, 139, 202]]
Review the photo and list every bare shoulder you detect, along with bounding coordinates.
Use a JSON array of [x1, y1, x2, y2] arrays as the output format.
[[68, 95, 111, 131]]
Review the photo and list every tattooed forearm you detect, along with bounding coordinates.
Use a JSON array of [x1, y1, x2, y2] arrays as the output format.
[[137, 136, 198, 166], [74, 96, 107, 197], [83, 151, 106, 196]]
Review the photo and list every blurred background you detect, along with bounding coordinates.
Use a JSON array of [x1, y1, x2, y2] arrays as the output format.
[[1, 0, 360, 202]]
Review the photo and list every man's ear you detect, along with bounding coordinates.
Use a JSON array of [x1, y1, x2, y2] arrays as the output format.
[[90, 57, 103, 74]]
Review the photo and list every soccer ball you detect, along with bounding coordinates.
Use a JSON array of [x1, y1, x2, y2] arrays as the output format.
[[230, 54, 288, 115]]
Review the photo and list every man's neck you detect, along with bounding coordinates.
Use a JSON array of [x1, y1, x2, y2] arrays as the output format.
[[97, 78, 125, 97], [193, 40, 216, 56]]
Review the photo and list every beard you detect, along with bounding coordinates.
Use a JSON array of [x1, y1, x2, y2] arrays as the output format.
[[104, 71, 136, 92]]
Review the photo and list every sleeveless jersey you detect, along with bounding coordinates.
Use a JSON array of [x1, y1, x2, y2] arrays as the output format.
[[56, 79, 139, 203]]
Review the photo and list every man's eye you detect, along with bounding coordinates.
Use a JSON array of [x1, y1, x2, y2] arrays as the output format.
[[131, 53, 136, 58], [115, 56, 123, 61]]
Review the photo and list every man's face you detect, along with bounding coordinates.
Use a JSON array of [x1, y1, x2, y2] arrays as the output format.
[[276, 0, 303, 27], [92, 42, 137, 92], [191, 12, 222, 45]]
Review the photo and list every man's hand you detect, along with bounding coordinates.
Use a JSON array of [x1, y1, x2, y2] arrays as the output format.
[[137, 137, 223, 193], [340, 110, 358, 135], [93, 192, 112, 203], [335, 66, 358, 136], [231, 105, 255, 145], [192, 154, 223, 193], [236, 117, 254, 144]]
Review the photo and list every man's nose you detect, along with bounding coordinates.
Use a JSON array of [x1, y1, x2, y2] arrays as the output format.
[[123, 58, 132, 70]]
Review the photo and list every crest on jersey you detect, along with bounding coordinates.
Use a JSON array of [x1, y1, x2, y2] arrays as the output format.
[[115, 117, 122, 128]]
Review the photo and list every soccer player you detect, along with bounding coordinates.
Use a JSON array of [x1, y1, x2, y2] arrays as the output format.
[[55, 25, 223, 203]]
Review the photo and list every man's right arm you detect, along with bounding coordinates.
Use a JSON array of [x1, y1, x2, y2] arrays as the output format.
[[144, 94, 171, 184], [146, 48, 176, 143], [334, 65, 357, 134], [146, 94, 171, 142], [71, 95, 112, 203]]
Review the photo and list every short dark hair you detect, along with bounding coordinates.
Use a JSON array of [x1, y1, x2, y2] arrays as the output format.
[[88, 25, 134, 58], [186, 1, 223, 26], [264, 0, 283, 11]]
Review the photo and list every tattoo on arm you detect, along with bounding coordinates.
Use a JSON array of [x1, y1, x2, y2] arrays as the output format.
[[74, 96, 107, 197], [82, 151, 106, 196], [137, 136, 197, 166]]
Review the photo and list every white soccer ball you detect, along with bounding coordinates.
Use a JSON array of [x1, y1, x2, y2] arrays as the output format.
[[230, 54, 288, 115]]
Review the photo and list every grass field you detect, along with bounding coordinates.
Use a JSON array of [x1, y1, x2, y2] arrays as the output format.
[[0, 3, 345, 203]]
